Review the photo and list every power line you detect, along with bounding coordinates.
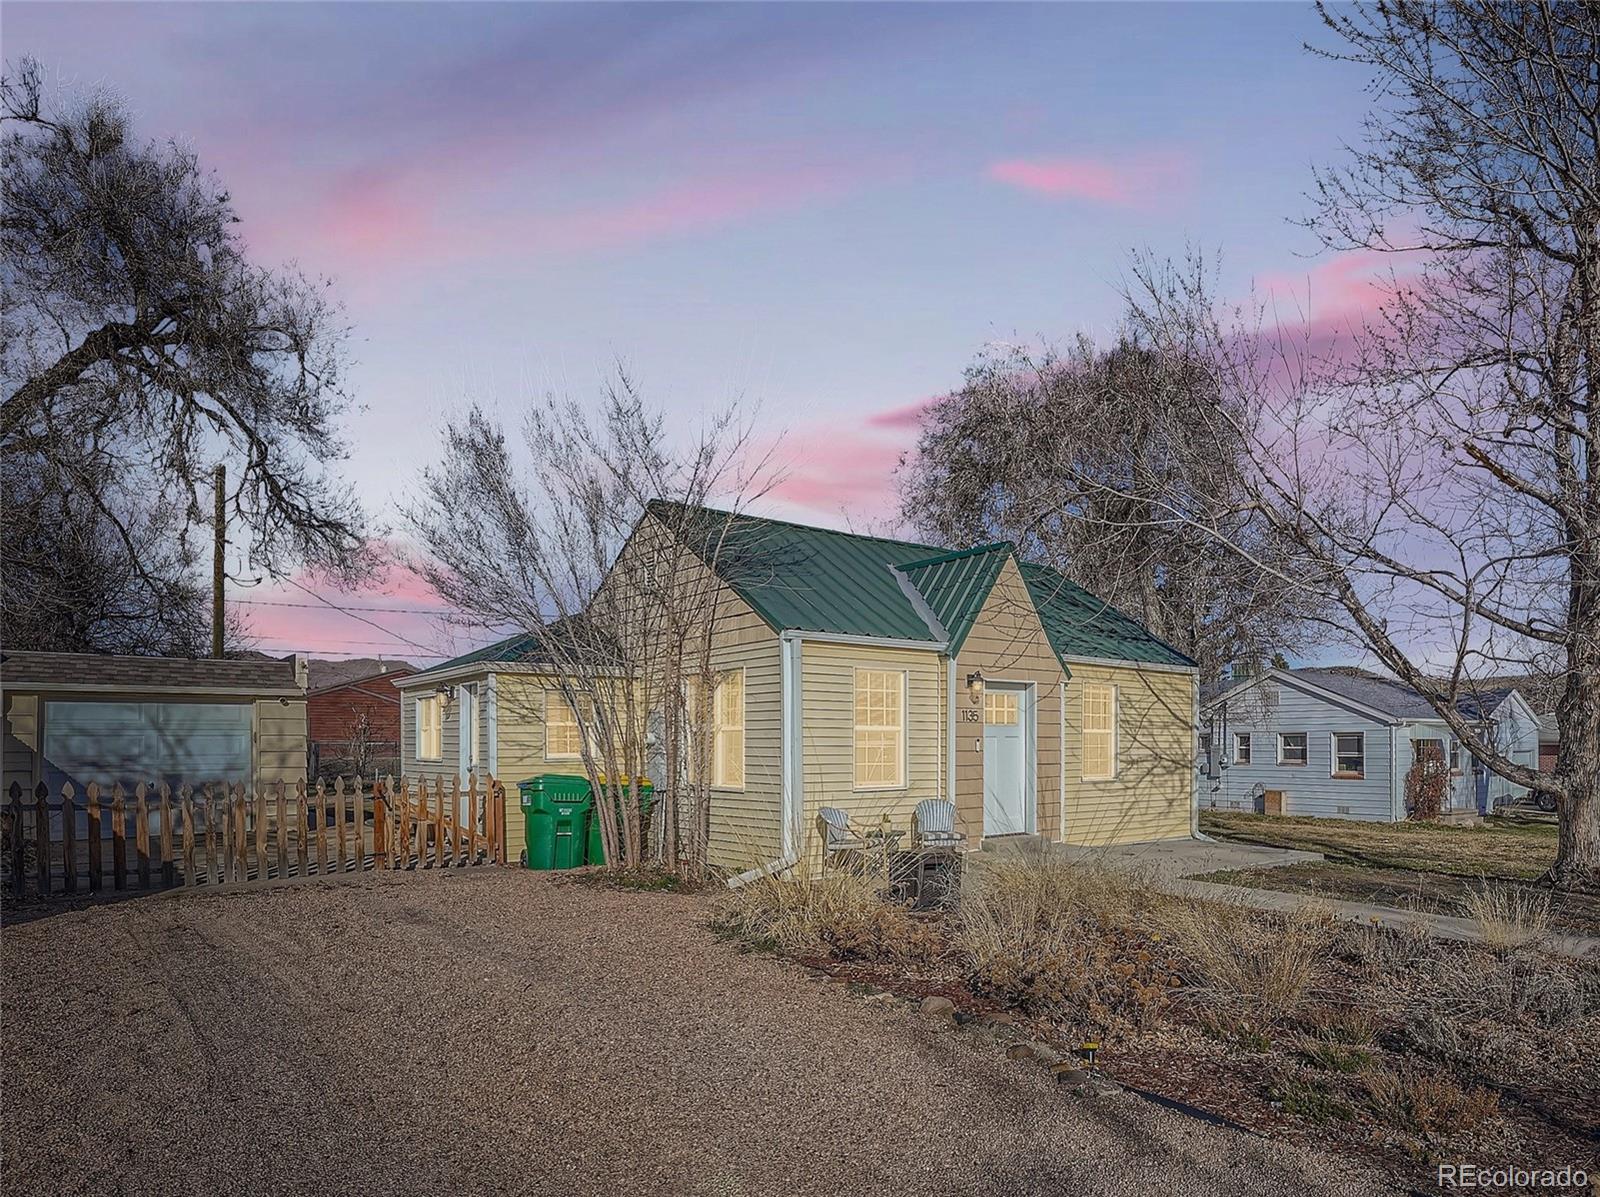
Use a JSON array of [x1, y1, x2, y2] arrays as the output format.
[[276, 576, 443, 657], [233, 598, 451, 616]]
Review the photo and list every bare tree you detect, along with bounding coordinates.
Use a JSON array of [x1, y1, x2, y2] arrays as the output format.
[[1, 58, 367, 653], [406, 374, 778, 877], [902, 335, 1321, 683]]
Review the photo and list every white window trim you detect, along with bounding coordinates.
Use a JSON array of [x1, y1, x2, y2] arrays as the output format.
[[1233, 731, 1252, 765], [415, 695, 443, 762], [1081, 681, 1119, 782], [460, 683, 479, 772], [852, 667, 908, 793], [544, 690, 584, 761], [1276, 731, 1308, 766], [712, 667, 747, 793], [1331, 731, 1365, 779]]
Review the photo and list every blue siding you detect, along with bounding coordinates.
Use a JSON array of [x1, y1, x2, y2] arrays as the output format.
[[1402, 701, 1541, 815], [1202, 680, 1397, 820]]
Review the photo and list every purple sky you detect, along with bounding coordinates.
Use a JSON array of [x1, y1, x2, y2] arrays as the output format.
[[7, 2, 1384, 661]]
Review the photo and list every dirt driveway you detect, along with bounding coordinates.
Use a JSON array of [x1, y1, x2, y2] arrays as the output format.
[[3, 870, 1396, 1197]]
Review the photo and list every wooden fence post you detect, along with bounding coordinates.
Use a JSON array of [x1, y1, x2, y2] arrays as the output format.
[[396, 782, 412, 869], [135, 783, 151, 889], [275, 781, 288, 880], [433, 778, 446, 869], [374, 779, 389, 869], [254, 787, 267, 882], [204, 783, 218, 884], [5, 782, 22, 896], [33, 782, 50, 896], [467, 776, 480, 865], [110, 783, 127, 891], [296, 781, 309, 877], [313, 780, 328, 875], [181, 786, 196, 886], [160, 784, 175, 888], [336, 777, 349, 874], [221, 784, 235, 884], [87, 783, 102, 893], [61, 782, 77, 894]]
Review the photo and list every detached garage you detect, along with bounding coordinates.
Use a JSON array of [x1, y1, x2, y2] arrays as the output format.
[[2, 651, 309, 796]]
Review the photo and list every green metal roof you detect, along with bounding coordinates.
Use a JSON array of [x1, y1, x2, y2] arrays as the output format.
[[654, 501, 1194, 671], [649, 500, 947, 641], [899, 544, 1010, 655], [1018, 561, 1196, 669], [428, 503, 1192, 674]]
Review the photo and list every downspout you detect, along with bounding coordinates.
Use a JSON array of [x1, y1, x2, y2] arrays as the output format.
[[731, 631, 803, 887], [1059, 675, 1066, 842], [486, 673, 500, 781], [946, 656, 958, 806]]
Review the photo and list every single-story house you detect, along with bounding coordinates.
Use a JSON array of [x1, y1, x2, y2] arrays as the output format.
[[307, 658, 415, 779], [1199, 668, 1541, 820], [397, 502, 1200, 870], [2, 650, 309, 798]]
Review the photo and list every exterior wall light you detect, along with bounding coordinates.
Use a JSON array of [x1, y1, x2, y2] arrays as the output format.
[[966, 671, 986, 704]]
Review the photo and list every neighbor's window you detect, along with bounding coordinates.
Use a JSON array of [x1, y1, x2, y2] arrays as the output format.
[[1082, 682, 1117, 781], [1332, 732, 1365, 778], [713, 669, 745, 790], [545, 691, 585, 760], [1234, 732, 1252, 765], [1277, 732, 1308, 766], [416, 695, 443, 761], [854, 668, 905, 789]]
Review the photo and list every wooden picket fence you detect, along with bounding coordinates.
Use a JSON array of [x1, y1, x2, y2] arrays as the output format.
[[2, 775, 507, 899]]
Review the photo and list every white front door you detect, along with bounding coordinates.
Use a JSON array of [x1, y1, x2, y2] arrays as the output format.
[[982, 684, 1030, 836]]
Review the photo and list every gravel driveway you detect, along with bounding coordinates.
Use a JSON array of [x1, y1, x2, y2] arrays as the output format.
[[3, 870, 1397, 1197]]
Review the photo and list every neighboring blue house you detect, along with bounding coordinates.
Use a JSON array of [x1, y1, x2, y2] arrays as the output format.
[[1199, 668, 1542, 821]]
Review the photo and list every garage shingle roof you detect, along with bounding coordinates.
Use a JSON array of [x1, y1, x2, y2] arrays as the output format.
[[1, 651, 306, 695]]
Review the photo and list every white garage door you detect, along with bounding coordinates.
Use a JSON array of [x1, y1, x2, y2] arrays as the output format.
[[42, 700, 253, 791]]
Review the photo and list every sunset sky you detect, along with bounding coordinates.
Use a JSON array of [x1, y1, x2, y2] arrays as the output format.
[[6, 2, 1384, 662]]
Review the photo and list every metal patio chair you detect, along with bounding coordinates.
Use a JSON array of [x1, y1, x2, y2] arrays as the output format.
[[910, 799, 966, 899]]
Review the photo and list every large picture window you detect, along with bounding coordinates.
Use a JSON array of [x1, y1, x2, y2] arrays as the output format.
[[854, 668, 905, 790], [1332, 732, 1365, 778], [416, 695, 443, 761], [1082, 682, 1117, 780]]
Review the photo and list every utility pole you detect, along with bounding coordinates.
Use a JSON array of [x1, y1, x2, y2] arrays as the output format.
[[212, 462, 226, 658]]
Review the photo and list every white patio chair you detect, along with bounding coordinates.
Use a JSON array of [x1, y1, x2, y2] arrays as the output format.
[[818, 807, 869, 873]]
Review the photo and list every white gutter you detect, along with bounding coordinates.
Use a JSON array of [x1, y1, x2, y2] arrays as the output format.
[[486, 672, 500, 781], [1060, 654, 1198, 677], [788, 629, 948, 653], [1191, 671, 1210, 840]]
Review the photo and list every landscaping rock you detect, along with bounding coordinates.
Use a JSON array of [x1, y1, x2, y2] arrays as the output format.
[[919, 996, 955, 1019], [1053, 1066, 1090, 1085], [1006, 1043, 1035, 1060]]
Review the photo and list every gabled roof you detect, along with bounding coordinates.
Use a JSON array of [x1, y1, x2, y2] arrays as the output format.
[[653, 501, 1195, 670], [1018, 561, 1197, 668], [650, 500, 948, 642], [1204, 666, 1533, 725], [898, 544, 1011, 654]]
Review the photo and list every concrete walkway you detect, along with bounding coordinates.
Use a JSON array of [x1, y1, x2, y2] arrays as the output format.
[[997, 836, 1600, 961]]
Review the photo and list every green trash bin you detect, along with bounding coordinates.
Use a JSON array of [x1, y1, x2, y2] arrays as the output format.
[[586, 777, 655, 866], [518, 775, 594, 870]]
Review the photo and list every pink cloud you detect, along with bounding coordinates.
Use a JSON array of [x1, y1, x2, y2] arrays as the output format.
[[986, 151, 1194, 210], [769, 397, 932, 520], [1255, 249, 1426, 363]]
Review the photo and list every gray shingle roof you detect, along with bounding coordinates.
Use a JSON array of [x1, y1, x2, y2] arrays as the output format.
[[1, 651, 305, 695], [1254, 668, 1523, 722]]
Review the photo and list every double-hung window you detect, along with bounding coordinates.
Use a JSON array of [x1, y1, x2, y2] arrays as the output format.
[[1082, 683, 1118, 780], [684, 670, 747, 789], [416, 695, 443, 761], [1277, 732, 1308, 766], [1332, 732, 1364, 778], [545, 691, 587, 760], [1234, 732, 1252, 765], [854, 668, 905, 790]]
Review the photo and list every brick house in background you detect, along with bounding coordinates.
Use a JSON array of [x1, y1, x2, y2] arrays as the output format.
[[306, 659, 415, 780]]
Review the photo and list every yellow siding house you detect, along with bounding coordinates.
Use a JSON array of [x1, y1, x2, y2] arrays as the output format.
[[398, 503, 1200, 871]]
